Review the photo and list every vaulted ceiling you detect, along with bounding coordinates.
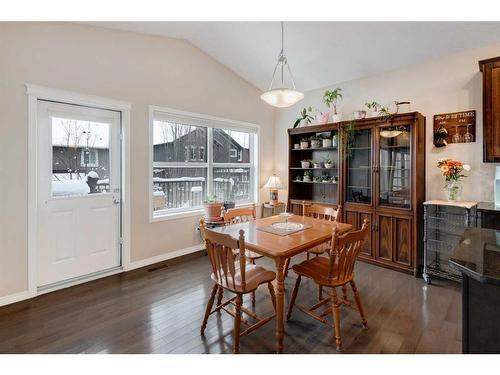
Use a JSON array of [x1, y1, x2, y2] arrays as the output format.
[[87, 22, 500, 92]]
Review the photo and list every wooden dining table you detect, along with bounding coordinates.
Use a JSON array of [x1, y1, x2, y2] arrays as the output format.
[[212, 214, 352, 353]]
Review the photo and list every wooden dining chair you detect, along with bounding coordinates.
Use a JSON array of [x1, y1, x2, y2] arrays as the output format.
[[200, 226, 277, 354], [283, 203, 342, 300], [223, 204, 263, 305], [286, 219, 369, 352], [302, 203, 342, 260]]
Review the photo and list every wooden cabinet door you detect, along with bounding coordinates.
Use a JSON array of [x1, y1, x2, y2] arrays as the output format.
[[345, 208, 374, 258], [359, 212, 374, 258], [480, 57, 500, 162], [376, 213, 393, 261], [374, 213, 413, 267], [394, 216, 412, 266]]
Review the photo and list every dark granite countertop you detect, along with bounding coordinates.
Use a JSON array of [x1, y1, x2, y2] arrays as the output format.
[[450, 227, 500, 285], [477, 202, 500, 212]]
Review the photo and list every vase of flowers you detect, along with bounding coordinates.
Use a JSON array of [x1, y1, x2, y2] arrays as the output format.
[[436, 158, 471, 201]]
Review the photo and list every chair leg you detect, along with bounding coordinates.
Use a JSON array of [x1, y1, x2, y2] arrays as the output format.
[[331, 287, 342, 351], [318, 285, 323, 301], [283, 258, 291, 278], [286, 275, 301, 321], [306, 252, 310, 260], [201, 283, 218, 334], [233, 294, 243, 354], [216, 285, 224, 306], [267, 282, 277, 311], [342, 285, 348, 301], [250, 259, 256, 306], [350, 280, 367, 327]]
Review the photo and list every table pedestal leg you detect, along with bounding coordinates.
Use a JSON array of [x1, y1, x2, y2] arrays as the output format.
[[274, 257, 285, 353]]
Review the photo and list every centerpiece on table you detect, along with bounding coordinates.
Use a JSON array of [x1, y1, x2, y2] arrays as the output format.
[[436, 158, 471, 201]]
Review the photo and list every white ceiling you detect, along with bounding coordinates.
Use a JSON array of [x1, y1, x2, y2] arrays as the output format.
[[87, 22, 500, 92]]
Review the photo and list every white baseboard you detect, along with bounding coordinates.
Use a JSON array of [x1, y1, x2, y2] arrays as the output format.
[[124, 243, 205, 271], [0, 244, 205, 307], [0, 290, 35, 307]]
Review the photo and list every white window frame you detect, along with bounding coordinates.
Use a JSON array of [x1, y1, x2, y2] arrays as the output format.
[[80, 148, 99, 167], [149, 105, 259, 222]]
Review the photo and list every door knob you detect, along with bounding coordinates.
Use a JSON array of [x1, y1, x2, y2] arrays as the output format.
[[113, 198, 121, 204]]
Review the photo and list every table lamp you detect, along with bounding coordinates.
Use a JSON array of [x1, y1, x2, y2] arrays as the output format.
[[263, 175, 284, 205]]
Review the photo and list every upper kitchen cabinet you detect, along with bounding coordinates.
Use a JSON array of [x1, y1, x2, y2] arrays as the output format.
[[479, 56, 500, 162]]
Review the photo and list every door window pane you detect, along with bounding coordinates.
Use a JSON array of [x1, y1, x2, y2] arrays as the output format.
[[212, 167, 251, 203], [153, 120, 207, 162], [153, 167, 207, 211], [213, 129, 250, 163], [379, 125, 411, 208], [52, 117, 110, 197], [346, 129, 372, 203]]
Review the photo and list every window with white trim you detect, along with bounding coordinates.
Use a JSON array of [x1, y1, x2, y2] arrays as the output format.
[[151, 108, 257, 218]]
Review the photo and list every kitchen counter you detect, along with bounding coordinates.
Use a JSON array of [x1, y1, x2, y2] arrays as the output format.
[[476, 202, 500, 230], [450, 227, 500, 285], [450, 227, 500, 353]]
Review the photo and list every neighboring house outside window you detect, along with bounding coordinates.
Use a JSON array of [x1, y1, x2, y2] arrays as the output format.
[[81, 148, 99, 167], [151, 107, 257, 219]]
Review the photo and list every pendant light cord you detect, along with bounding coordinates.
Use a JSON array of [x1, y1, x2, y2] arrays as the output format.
[[281, 21, 284, 85]]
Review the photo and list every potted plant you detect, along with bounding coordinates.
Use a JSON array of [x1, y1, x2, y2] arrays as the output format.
[[321, 134, 332, 148], [313, 176, 321, 182], [323, 157, 334, 169], [365, 101, 381, 117], [321, 175, 330, 183], [310, 135, 322, 149], [312, 161, 321, 168], [323, 88, 343, 123], [300, 138, 309, 149], [203, 194, 224, 218], [301, 159, 311, 168], [353, 110, 366, 120], [378, 105, 392, 122], [293, 106, 314, 128], [303, 170, 313, 182], [315, 111, 330, 125], [436, 158, 471, 201], [295, 175, 302, 181]]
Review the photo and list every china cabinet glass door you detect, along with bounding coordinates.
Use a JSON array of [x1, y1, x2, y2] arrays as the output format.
[[378, 124, 411, 209], [346, 128, 372, 204]]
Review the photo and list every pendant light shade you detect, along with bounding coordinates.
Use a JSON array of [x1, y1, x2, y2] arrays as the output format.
[[261, 22, 304, 108], [260, 89, 304, 108]]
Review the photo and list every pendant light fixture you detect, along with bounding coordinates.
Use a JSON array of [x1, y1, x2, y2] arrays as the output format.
[[260, 22, 304, 108]]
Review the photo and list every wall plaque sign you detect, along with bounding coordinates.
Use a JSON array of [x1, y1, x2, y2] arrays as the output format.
[[433, 110, 476, 145]]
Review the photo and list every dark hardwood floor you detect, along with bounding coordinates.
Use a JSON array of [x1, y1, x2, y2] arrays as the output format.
[[0, 252, 461, 354]]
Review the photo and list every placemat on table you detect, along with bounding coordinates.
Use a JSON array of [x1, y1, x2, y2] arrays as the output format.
[[257, 222, 312, 236]]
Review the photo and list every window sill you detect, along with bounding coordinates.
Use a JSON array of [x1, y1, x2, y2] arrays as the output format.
[[150, 201, 258, 223]]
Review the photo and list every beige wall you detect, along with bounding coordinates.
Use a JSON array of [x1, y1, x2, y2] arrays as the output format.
[[274, 43, 500, 204], [0, 22, 275, 298]]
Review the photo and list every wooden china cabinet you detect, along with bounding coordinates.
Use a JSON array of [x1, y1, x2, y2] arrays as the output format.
[[287, 123, 341, 215], [287, 112, 425, 275]]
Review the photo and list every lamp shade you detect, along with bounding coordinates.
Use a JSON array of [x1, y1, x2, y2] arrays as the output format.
[[263, 175, 284, 189], [260, 88, 304, 108]]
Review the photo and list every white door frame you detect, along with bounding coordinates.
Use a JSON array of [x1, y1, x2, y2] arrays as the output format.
[[26, 84, 131, 296]]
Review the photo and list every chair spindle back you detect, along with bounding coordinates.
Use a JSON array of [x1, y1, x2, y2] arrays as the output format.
[[224, 204, 256, 225], [302, 203, 342, 222], [201, 227, 247, 290], [327, 219, 369, 285]]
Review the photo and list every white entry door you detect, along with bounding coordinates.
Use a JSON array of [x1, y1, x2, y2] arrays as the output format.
[[36, 100, 122, 288]]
